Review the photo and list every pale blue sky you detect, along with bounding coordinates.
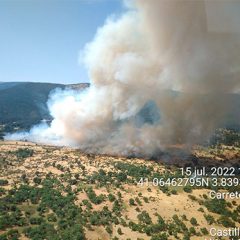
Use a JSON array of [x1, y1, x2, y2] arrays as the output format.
[[0, 0, 124, 84]]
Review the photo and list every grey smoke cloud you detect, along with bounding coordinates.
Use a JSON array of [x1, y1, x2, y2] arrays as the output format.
[[6, 0, 240, 157]]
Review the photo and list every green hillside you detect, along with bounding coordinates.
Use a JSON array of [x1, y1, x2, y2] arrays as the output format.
[[0, 82, 65, 133]]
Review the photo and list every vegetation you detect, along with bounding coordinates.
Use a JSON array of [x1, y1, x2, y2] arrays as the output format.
[[14, 148, 34, 159], [211, 128, 240, 146], [0, 139, 239, 239]]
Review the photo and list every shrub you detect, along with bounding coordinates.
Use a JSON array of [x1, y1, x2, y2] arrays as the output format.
[[204, 214, 215, 225], [190, 217, 198, 226], [108, 193, 116, 202], [6, 229, 20, 239], [201, 227, 208, 235], [218, 216, 235, 228], [137, 211, 152, 225], [0, 233, 7, 240], [86, 187, 105, 204], [183, 186, 192, 193], [106, 225, 112, 234], [204, 198, 230, 215], [129, 198, 135, 206], [189, 227, 196, 235], [150, 233, 168, 240], [0, 188, 5, 196], [29, 217, 44, 225], [0, 180, 8, 186], [117, 227, 123, 235], [171, 189, 177, 195], [47, 214, 57, 222], [198, 207, 204, 212], [33, 177, 42, 185], [143, 197, 149, 203], [182, 215, 187, 221], [15, 148, 33, 159], [202, 194, 208, 199]]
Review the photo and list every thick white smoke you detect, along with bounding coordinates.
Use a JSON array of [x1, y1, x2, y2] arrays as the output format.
[[6, 0, 240, 157]]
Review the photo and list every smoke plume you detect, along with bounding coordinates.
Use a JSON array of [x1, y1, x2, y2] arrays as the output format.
[[7, 0, 240, 157]]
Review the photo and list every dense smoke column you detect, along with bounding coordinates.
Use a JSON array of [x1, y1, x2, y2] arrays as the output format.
[[6, 0, 240, 157]]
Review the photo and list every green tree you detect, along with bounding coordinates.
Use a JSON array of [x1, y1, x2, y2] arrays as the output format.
[[117, 227, 123, 235], [190, 217, 198, 226], [129, 198, 135, 206]]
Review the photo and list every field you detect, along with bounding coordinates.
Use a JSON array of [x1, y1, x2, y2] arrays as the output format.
[[0, 140, 239, 240]]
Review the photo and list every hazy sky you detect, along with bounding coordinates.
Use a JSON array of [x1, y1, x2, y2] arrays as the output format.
[[0, 0, 124, 84]]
